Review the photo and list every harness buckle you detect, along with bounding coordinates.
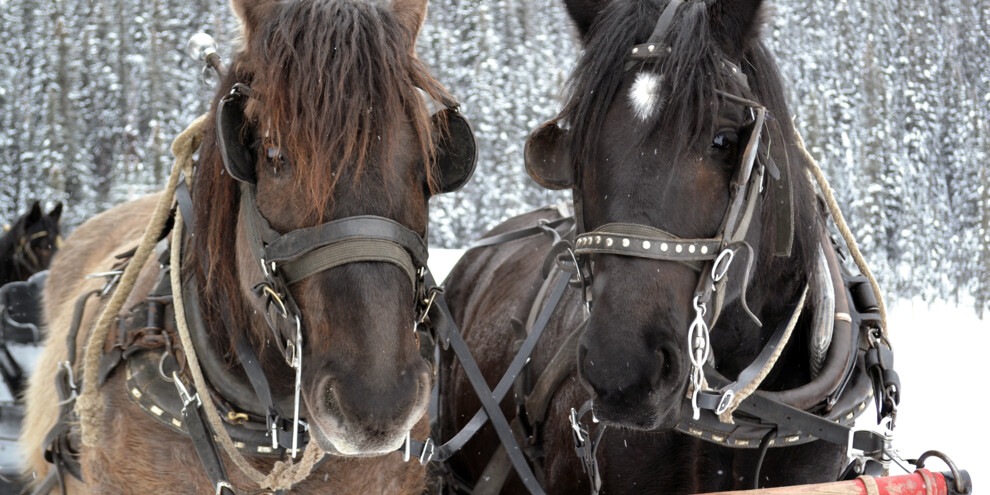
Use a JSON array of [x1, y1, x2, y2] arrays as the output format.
[[418, 288, 441, 325], [55, 361, 79, 406], [172, 371, 200, 408], [226, 411, 249, 425], [215, 480, 234, 495], [715, 390, 735, 415], [419, 438, 435, 465], [712, 248, 735, 282], [262, 285, 288, 319]]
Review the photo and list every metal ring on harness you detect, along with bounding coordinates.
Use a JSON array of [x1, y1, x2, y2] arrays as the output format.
[[914, 450, 971, 494], [262, 285, 288, 318]]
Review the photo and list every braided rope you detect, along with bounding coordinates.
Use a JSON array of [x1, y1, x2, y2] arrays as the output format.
[[76, 115, 208, 447], [172, 208, 324, 491], [78, 114, 324, 491], [795, 132, 888, 335], [718, 284, 808, 424]]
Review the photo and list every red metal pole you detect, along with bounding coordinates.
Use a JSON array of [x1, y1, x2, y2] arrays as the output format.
[[701, 469, 951, 495]]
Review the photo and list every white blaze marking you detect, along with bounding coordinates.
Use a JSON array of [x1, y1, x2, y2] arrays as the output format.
[[630, 72, 662, 120]]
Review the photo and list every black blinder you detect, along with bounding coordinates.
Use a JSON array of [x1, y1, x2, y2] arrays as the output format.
[[217, 83, 257, 184], [431, 107, 477, 194]]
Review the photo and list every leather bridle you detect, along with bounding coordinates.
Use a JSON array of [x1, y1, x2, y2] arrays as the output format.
[[214, 82, 441, 456], [569, 0, 791, 420]]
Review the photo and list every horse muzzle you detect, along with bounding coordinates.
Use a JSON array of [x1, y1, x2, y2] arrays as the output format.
[[304, 368, 430, 456]]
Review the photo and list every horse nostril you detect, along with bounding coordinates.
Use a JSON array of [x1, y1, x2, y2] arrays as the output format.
[[655, 346, 680, 384]]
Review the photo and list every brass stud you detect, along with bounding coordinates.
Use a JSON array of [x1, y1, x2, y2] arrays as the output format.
[[734, 439, 750, 447], [172, 418, 183, 428], [632, 47, 639, 54], [648, 45, 656, 52], [131, 388, 143, 399], [712, 434, 725, 442], [689, 428, 704, 436], [150, 405, 164, 416], [786, 435, 800, 443]]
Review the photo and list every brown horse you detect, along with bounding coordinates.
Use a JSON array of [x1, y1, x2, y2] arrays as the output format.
[[21, 0, 472, 492], [440, 0, 871, 493]]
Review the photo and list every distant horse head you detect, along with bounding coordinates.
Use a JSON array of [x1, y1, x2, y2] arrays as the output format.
[[191, 0, 473, 455], [1, 200, 62, 284], [526, 0, 820, 429]]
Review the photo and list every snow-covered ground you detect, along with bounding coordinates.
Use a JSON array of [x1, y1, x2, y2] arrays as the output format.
[[879, 299, 987, 485], [430, 249, 987, 485]]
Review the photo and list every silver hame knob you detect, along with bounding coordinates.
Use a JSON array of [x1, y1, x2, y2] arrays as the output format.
[[187, 33, 219, 62]]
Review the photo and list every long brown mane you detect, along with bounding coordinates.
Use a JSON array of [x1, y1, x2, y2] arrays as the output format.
[[191, 0, 448, 350]]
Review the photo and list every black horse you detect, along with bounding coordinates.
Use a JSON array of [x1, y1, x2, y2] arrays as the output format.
[[439, 0, 883, 492], [0, 201, 61, 285]]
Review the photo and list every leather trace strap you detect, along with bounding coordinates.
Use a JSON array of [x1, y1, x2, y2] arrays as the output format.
[[403, 214, 578, 494], [173, 374, 236, 495]]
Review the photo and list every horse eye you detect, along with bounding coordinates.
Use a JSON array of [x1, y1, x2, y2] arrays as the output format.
[[711, 131, 738, 152], [266, 147, 287, 172]]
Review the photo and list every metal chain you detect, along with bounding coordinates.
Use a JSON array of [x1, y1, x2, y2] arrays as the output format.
[[688, 295, 711, 420]]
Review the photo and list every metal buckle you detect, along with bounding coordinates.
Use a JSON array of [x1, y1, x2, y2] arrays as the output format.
[[569, 407, 587, 446], [712, 248, 735, 282], [56, 361, 79, 406], [215, 480, 234, 495], [226, 411, 249, 425], [418, 289, 440, 324], [172, 371, 200, 408], [419, 438, 435, 465], [262, 285, 288, 318], [86, 269, 124, 296], [715, 390, 735, 415]]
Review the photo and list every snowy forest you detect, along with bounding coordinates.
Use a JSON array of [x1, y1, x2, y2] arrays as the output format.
[[1, 0, 988, 316]]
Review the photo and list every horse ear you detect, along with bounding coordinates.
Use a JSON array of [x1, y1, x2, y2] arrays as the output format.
[[230, 0, 278, 42], [525, 121, 575, 190], [562, 0, 608, 39], [48, 202, 63, 223], [707, 0, 767, 56], [391, 0, 428, 44], [27, 201, 42, 224]]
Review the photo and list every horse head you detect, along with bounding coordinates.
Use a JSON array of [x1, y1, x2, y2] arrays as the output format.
[[3, 201, 62, 283], [526, 0, 818, 430], [191, 0, 474, 456]]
